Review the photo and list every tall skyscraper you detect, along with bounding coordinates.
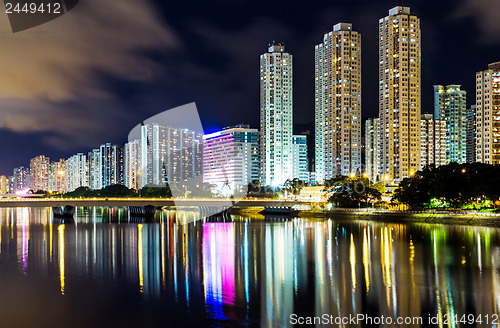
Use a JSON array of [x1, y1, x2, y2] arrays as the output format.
[[140, 123, 203, 188], [260, 42, 293, 186], [476, 61, 500, 164], [30, 155, 50, 192], [420, 114, 446, 168], [203, 125, 259, 195], [124, 140, 141, 190], [379, 6, 421, 182], [365, 118, 380, 182], [315, 23, 361, 182], [466, 105, 477, 164], [66, 153, 88, 192], [434, 85, 467, 164]]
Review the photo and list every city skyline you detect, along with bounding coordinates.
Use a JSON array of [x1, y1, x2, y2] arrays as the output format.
[[1, 0, 499, 176]]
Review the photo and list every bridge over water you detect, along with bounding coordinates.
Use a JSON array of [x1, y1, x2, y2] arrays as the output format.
[[0, 198, 316, 209]]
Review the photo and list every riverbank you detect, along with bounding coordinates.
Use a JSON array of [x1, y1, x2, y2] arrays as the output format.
[[229, 206, 500, 227], [296, 209, 500, 227]]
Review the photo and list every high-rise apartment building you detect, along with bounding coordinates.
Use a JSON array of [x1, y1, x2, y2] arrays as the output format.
[[420, 114, 446, 168], [66, 153, 88, 192], [140, 123, 203, 188], [88, 148, 102, 190], [365, 118, 380, 182], [476, 61, 500, 164], [100, 143, 122, 187], [260, 42, 293, 186], [315, 23, 361, 182], [124, 140, 141, 190], [466, 105, 477, 164], [203, 125, 259, 195], [30, 155, 50, 192], [12, 166, 30, 193], [379, 6, 421, 182], [434, 85, 467, 164], [49, 159, 66, 193], [292, 135, 308, 182]]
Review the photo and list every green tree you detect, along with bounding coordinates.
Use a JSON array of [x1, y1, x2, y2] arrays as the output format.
[[325, 176, 381, 208], [283, 178, 305, 196]]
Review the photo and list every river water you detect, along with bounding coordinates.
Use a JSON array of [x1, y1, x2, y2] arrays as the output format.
[[0, 207, 499, 327]]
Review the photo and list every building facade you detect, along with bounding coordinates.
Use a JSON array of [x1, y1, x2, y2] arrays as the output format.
[[30, 155, 50, 192], [315, 23, 362, 182], [203, 126, 259, 195], [434, 85, 467, 164], [292, 134, 308, 182], [476, 62, 500, 164], [466, 105, 477, 164], [379, 6, 421, 182], [420, 114, 446, 168], [260, 42, 293, 186], [365, 118, 380, 182]]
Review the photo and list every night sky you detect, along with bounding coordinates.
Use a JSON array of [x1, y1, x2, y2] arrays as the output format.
[[0, 0, 499, 176]]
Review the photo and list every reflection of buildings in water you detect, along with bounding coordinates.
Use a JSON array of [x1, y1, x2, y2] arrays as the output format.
[[202, 222, 235, 320], [58, 224, 65, 295], [261, 221, 295, 328]]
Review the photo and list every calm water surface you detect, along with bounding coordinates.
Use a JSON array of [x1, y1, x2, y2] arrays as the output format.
[[0, 207, 499, 327]]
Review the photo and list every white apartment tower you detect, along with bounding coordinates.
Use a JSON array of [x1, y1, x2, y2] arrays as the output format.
[[260, 42, 293, 186], [379, 6, 421, 182], [476, 61, 500, 164], [66, 153, 88, 192], [315, 23, 362, 182]]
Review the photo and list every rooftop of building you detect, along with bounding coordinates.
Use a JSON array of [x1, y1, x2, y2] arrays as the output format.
[[389, 6, 411, 16], [488, 61, 500, 71]]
